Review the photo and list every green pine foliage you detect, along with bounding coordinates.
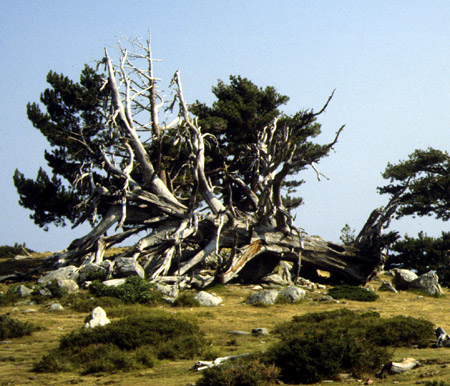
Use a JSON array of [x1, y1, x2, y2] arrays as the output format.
[[387, 231, 450, 286], [14, 66, 112, 230]]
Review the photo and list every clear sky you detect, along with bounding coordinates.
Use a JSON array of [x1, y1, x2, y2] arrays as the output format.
[[1, 0, 450, 252]]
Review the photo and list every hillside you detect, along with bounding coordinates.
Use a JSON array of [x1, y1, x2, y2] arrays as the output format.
[[1, 252, 450, 385]]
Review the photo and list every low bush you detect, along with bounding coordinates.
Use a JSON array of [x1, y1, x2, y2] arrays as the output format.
[[0, 243, 34, 258], [425, 381, 450, 386], [196, 358, 280, 386], [34, 312, 208, 374], [88, 276, 164, 304], [267, 309, 435, 383], [0, 314, 37, 339], [172, 292, 200, 307], [328, 285, 379, 301]]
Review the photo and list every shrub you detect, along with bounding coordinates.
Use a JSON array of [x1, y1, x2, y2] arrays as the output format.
[[88, 276, 163, 304], [425, 382, 450, 386], [0, 314, 37, 339], [0, 243, 34, 258], [328, 285, 379, 301], [264, 328, 389, 384], [34, 312, 207, 373], [365, 315, 435, 347], [172, 292, 200, 307], [196, 358, 280, 386], [267, 309, 435, 383]]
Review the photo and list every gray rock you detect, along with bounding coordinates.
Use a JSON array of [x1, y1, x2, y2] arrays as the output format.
[[155, 283, 179, 303], [78, 263, 108, 283], [101, 278, 127, 287], [48, 302, 64, 311], [252, 328, 269, 336], [194, 291, 223, 307], [16, 285, 33, 298], [246, 289, 279, 305], [56, 279, 79, 292], [392, 269, 418, 290], [38, 266, 79, 285], [38, 288, 52, 297], [379, 281, 398, 293], [113, 257, 145, 279], [410, 271, 443, 296], [278, 286, 306, 303], [84, 307, 111, 328], [261, 273, 290, 286]]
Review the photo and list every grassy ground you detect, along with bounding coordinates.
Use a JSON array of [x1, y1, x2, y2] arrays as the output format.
[[1, 253, 450, 385]]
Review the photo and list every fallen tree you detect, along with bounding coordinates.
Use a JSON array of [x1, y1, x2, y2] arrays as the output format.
[[17, 35, 399, 286]]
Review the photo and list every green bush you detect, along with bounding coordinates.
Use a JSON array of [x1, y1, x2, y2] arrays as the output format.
[[425, 381, 450, 386], [328, 285, 379, 301], [172, 292, 200, 307], [365, 315, 435, 347], [267, 309, 435, 384], [34, 312, 207, 374], [196, 358, 280, 386], [0, 314, 37, 339], [88, 276, 163, 304], [0, 243, 34, 258], [264, 328, 388, 384]]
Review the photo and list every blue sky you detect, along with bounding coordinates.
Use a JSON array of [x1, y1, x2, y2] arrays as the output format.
[[1, 1, 450, 251]]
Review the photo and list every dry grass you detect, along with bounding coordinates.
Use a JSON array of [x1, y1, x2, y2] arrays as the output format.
[[1, 255, 450, 385]]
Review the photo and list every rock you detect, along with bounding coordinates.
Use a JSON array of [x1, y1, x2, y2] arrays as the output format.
[[252, 328, 269, 336], [246, 289, 279, 305], [113, 257, 145, 279], [78, 263, 108, 283], [278, 286, 306, 303], [56, 279, 79, 292], [16, 285, 33, 298], [410, 271, 443, 296], [194, 291, 223, 307], [101, 278, 127, 287], [38, 288, 52, 297], [48, 302, 64, 311], [84, 307, 111, 328], [155, 284, 179, 303], [392, 269, 418, 290], [379, 281, 398, 293], [38, 266, 79, 285], [261, 273, 290, 286]]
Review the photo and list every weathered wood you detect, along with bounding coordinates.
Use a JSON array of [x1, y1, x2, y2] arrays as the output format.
[[42, 37, 400, 288]]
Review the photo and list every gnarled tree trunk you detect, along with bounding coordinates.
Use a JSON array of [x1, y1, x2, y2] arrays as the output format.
[[47, 36, 398, 287]]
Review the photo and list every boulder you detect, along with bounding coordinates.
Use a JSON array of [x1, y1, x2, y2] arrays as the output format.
[[113, 257, 145, 279], [392, 269, 418, 290], [155, 283, 179, 303], [101, 278, 127, 287], [261, 273, 290, 286], [84, 307, 111, 328], [246, 289, 279, 306], [78, 263, 108, 283], [16, 285, 33, 298], [38, 266, 79, 285], [56, 279, 79, 292], [251, 328, 269, 336], [48, 302, 64, 311], [410, 272, 443, 296], [379, 281, 398, 293], [278, 286, 306, 303], [194, 291, 223, 307]]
